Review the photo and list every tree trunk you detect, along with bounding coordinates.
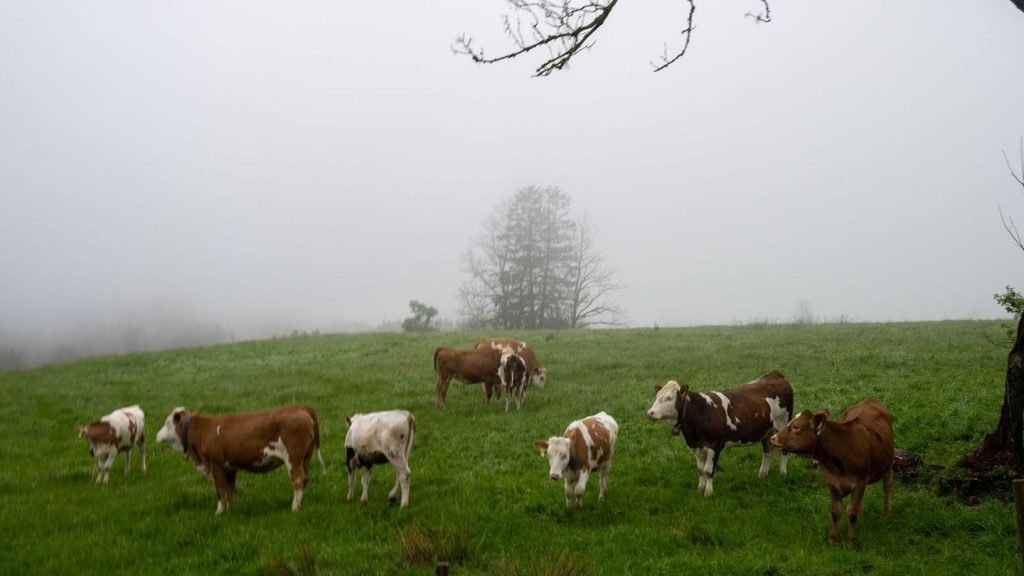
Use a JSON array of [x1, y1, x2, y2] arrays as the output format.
[[962, 314, 1024, 471]]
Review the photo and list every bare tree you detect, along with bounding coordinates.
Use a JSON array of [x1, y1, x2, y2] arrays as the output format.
[[455, 1, 1022, 76], [962, 138, 1024, 472], [567, 213, 623, 328]]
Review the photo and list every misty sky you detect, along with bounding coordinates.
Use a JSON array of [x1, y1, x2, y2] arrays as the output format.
[[3, 1, 1024, 351]]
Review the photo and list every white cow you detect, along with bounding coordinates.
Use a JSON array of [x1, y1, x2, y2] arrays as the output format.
[[344, 410, 416, 508], [75, 405, 146, 484], [533, 411, 618, 507]]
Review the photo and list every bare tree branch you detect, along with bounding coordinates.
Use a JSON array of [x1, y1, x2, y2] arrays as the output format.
[[745, 0, 771, 23], [652, 0, 696, 72]]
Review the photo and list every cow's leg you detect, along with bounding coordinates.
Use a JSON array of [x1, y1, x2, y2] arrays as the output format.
[[101, 452, 114, 484], [759, 438, 773, 478], [505, 382, 511, 413], [563, 477, 573, 507], [390, 460, 411, 508], [212, 466, 228, 515], [846, 483, 867, 543], [139, 433, 147, 473], [882, 467, 893, 517], [691, 447, 707, 492], [702, 448, 720, 497], [288, 452, 308, 511], [574, 471, 590, 507], [360, 468, 372, 504], [436, 375, 449, 409], [516, 385, 524, 411], [827, 486, 844, 543], [124, 446, 132, 475], [225, 470, 237, 509], [779, 449, 789, 476], [346, 463, 357, 502], [598, 462, 611, 501]]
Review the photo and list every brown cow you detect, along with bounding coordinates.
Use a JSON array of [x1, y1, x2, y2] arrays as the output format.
[[434, 346, 503, 408], [156, 405, 326, 515], [771, 397, 894, 543], [475, 338, 546, 389], [75, 405, 146, 484]]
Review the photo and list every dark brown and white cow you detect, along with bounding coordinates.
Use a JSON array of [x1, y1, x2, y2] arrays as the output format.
[[771, 397, 894, 543], [344, 410, 416, 508], [500, 348, 528, 413], [155, 405, 325, 515], [646, 370, 793, 496], [475, 338, 547, 389], [76, 405, 146, 484], [533, 411, 618, 507]]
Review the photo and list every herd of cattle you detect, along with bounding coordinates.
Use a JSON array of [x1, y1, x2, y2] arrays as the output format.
[[75, 337, 895, 544]]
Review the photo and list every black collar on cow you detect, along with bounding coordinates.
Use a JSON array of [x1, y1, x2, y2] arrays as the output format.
[[672, 393, 692, 437], [181, 414, 192, 457]]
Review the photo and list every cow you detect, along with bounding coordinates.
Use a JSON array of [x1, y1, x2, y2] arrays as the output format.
[[155, 405, 325, 515], [646, 369, 793, 497], [344, 410, 416, 508], [500, 348, 528, 413], [433, 346, 504, 408], [75, 405, 146, 484], [533, 411, 618, 507], [770, 397, 894, 543], [475, 338, 547, 389]]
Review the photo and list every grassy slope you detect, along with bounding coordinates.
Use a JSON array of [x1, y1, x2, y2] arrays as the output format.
[[0, 321, 1018, 575]]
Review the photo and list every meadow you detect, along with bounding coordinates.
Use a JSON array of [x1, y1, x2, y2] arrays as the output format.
[[0, 320, 1019, 575]]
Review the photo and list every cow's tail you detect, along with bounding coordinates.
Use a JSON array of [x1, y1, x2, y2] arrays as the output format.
[[405, 413, 416, 462], [310, 407, 327, 474]]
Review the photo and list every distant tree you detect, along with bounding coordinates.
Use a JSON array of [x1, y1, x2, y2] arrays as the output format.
[[792, 300, 815, 325], [455, 1, 1024, 76], [458, 186, 622, 329], [402, 300, 439, 333], [0, 346, 26, 372], [566, 213, 623, 328]]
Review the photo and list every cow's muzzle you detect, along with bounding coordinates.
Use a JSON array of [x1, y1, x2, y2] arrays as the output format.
[[549, 473, 561, 481]]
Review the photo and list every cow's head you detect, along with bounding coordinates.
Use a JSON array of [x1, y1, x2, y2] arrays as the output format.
[[770, 409, 829, 455], [533, 437, 573, 481], [531, 367, 547, 388], [647, 380, 688, 421], [156, 407, 189, 452]]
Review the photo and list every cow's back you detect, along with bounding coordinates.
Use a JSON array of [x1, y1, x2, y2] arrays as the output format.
[[210, 406, 316, 463], [840, 398, 895, 480], [476, 338, 541, 373]]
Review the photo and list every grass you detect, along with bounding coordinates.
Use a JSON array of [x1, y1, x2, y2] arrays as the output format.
[[0, 320, 1019, 575]]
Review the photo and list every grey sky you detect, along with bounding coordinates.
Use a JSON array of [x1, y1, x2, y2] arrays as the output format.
[[2, 1, 1023, 357]]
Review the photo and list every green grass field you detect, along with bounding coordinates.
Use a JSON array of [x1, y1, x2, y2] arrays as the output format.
[[0, 321, 1019, 575]]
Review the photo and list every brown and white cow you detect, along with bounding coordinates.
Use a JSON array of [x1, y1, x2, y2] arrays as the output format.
[[155, 405, 326, 515], [500, 348, 528, 413], [475, 338, 546, 389], [646, 370, 793, 496], [533, 411, 618, 507], [344, 410, 416, 508], [76, 405, 146, 484], [771, 397, 894, 543]]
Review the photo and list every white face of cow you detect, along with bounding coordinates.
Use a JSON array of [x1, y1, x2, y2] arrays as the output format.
[[156, 407, 187, 452], [536, 437, 571, 480], [532, 368, 547, 389], [647, 381, 681, 420]]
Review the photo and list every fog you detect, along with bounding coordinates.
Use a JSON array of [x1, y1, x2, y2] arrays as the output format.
[[2, 1, 1024, 367]]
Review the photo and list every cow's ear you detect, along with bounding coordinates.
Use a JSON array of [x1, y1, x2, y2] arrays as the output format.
[[679, 384, 690, 395], [812, 411, 829, 431], [345, 415, 353, 426], [533, 440, 549, 454], [654, 384, 663, 393], [173, 411, 181, 424]]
